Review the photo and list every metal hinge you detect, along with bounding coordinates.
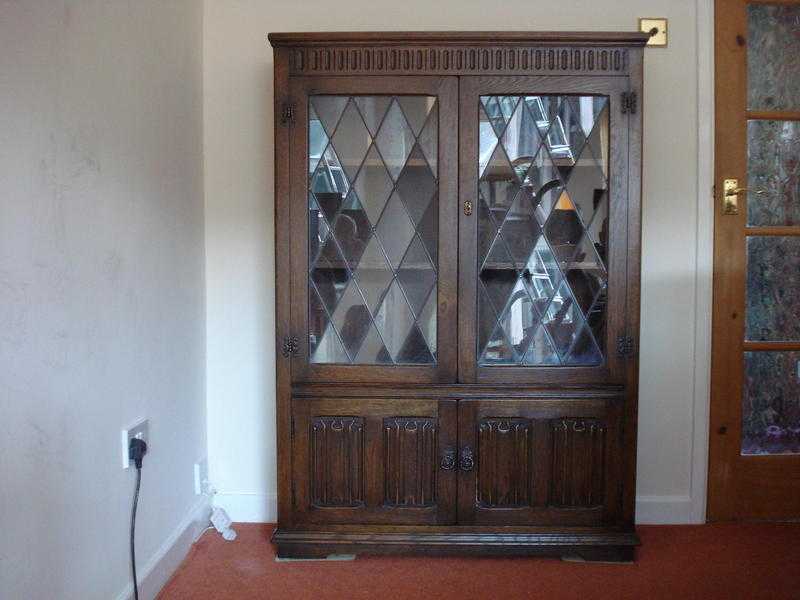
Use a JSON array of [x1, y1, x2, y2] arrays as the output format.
[[621, 91, 638, 115], [282, 335, 300, 357], [616, 336, 636, 358], [280, 102, 296, 126]]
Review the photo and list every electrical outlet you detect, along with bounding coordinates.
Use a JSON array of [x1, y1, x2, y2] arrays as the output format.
[[194, 457, 209, 495], [121, 418, 149, 469]]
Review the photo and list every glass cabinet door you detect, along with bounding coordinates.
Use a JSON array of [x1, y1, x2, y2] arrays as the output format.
[[290, 77, 458, 383], [459, 78, 632, 384]]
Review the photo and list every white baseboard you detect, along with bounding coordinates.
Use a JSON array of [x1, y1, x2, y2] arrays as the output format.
[[213, 492, 278, 523], [214, 492, 696, 526], [114, 496, 213, 600], [635, 495, 695, 524]]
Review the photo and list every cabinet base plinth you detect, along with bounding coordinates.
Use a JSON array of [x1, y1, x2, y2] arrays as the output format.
[[272, 529, 639, 562]]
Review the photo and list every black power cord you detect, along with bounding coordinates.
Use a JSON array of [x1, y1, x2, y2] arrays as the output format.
[[129, 438, 148, 600]]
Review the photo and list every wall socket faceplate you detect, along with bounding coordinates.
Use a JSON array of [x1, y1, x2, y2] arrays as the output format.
[[121, 418, 149, 469]]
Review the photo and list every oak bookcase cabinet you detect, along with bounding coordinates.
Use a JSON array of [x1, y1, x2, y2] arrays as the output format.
[[269, 31, 647, 561]]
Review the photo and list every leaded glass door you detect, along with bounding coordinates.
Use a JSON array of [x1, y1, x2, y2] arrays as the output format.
[[290, 77, 458, 383], [459, 77, 633, 384]]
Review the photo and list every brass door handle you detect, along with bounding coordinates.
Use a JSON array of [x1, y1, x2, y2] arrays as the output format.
[[725, 187, 765, 196], [463, 200, 473, 216], [722, 178, 766, 215]]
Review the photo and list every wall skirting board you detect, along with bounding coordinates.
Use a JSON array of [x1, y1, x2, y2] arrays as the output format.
[[114, 497, 212, 600]]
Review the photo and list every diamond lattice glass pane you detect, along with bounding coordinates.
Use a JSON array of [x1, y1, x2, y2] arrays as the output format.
[[354, 235, 393, 314], [330, 281, 372, 360], [418, 102, 438, 177], [309, 95, 437, 365], [479, 143, 520, 225], [310, 235, 349, 314], [397, 235, 436, 318], [479, 103, 499, 176], [352, 145, 393, 226], [354, 96, 392, 136], [477, 95, 609, 369], [309, 105, 328, 175], [398, 96, 435, 137], [480, 321, 517, 365], [330, 190, 371, 270], [311, 96, 348, 137], [500, 188, 542, 268], [497, 277, 538, 357], [523, 324, 560, 365], [375, 100, 416, 180], [522, 236, 562, 314], [565, 323, 602, 366], [330, 99, 372, 181], [502, 100, 542, 178], [396, 145, 436, 227], [418, 290, 437, 356], [375, 280, 417, 361], [524, 145, 564, 227], [542, 280, 586, 360], [544, 191, 584, 264], [355, 323, 392, 364], [376, 191, 416, 270]]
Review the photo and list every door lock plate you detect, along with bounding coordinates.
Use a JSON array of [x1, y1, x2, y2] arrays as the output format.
[[723, 178, 740, 215]]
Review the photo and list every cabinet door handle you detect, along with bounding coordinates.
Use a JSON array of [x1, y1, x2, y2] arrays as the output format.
[[440, 447, 457, 471], [459, 446, 475, 472]]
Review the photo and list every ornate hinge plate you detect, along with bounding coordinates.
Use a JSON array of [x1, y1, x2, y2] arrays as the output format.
[[282, 335, 300, 357], [616, 335, 635, 358], [280, 102, 296, 126], [621, 91, 638, 115]]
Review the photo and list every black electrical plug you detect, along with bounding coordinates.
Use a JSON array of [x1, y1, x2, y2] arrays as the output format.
[[129, 437, 148, 470]]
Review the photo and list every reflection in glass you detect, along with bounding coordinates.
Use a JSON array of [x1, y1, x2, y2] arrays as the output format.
[[747, 4, 800, 111], [742, 351, 800, 455], [747, 120, 800, 226], [477, 95, 609, 367], [746, 236, 800, 342], [308, 95, 438, 364]]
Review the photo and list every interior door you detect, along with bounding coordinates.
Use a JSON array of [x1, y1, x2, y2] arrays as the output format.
[[289, 76, 458, 384], [458, 77, 634, 385], [456, 397, 623, 525], [710, 1, 800, 520], [292, 397, 457, 524]]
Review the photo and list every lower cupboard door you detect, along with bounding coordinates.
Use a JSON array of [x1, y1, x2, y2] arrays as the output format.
[[457, 398, 623, 526], [292, 397, 457, 525]]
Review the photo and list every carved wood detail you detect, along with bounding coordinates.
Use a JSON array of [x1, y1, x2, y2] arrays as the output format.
[[550, 418, 606, 508], [477, 418, 533, 508], [288, 46, 629, 76], [384, 417, 438, 507], [310, 416, 365, 507]]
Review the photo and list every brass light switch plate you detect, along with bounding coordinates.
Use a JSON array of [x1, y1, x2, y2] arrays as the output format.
[[639, 18, 668, 47]]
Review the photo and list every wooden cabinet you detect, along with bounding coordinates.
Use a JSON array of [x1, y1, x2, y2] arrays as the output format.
[[270, 31, 647, 561]]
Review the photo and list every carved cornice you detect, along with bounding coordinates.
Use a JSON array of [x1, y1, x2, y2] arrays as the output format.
[[284, 45, 631, 76]]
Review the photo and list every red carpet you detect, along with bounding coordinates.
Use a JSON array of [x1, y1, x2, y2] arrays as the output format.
[[159, 523, 800, 599]]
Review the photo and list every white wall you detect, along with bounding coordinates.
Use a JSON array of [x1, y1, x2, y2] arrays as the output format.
[[204, 0, 711, 523], [0, 2, 207, 599]]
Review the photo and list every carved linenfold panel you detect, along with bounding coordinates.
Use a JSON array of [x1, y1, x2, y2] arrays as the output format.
[[384, 417, 438, 507], [310, 416, 365, 507], [550, 418, 606, 508], [477, 418, 533, 508], [290, 46, 629, 76]]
